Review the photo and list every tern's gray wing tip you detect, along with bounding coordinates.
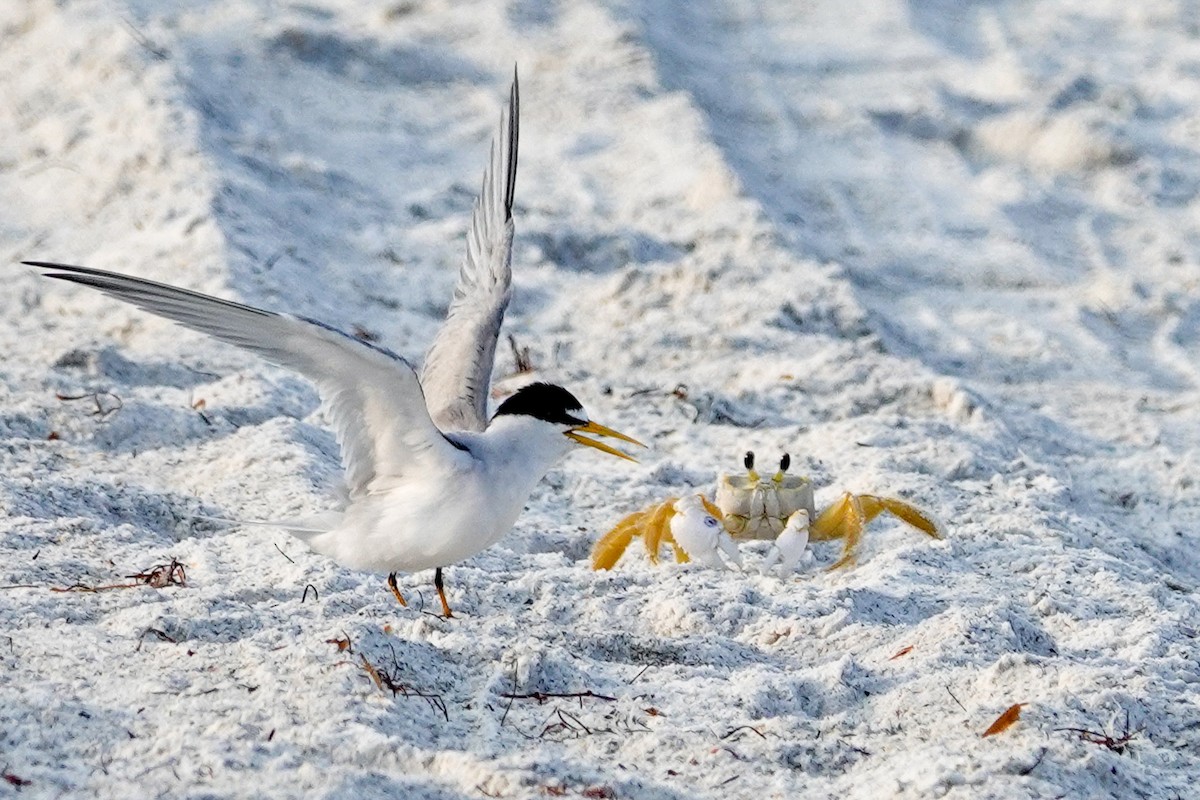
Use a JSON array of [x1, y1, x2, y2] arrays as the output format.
[[421, 74, 521, 432], [506, 68, 519, 220]]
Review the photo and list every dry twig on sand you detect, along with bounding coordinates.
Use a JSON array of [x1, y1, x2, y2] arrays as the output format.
[[51, 559, 187, 593], [358, 647, 448, 721]]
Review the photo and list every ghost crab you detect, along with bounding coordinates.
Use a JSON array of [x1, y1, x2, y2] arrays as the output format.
[[591, 451, 940, 574]]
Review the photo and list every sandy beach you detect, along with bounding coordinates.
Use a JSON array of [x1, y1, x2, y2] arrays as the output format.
[[2, 1, 1200, 797]]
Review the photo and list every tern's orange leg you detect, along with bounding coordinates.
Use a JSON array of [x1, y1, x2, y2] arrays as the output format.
[[434, 567, 453, 618], [387, 572, 408, 607]]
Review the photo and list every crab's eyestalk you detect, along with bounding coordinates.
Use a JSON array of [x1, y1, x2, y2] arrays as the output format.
[[773, 453, 791, 483], [743, 450, 759, 483]]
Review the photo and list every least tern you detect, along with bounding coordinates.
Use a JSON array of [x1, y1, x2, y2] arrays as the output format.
[[24, 71, 643, 617]]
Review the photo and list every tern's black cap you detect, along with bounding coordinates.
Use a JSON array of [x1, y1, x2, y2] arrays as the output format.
[[494, 382, 585, 425]]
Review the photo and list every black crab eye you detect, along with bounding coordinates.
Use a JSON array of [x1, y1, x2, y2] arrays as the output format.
[[744, 451, 755, 470], [779, 453, 791, 472]]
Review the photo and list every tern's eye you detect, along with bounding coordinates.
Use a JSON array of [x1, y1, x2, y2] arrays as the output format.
[[704, 516, 719, 528]]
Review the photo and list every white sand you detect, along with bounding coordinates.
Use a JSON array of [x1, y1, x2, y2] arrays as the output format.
[[2, 0, 1199, 797]]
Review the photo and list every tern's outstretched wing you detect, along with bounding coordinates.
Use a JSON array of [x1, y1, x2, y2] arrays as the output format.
[[25, 261, 466, 498], [420, 71, 519, 433]]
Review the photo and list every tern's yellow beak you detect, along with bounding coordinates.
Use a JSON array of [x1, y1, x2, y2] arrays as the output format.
[[565, 420, 646, 462]]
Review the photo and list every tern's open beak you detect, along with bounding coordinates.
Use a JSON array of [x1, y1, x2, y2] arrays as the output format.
[[565, 420, 646, 462]]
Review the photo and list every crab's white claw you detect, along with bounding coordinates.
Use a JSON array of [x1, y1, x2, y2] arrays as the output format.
[[762, 509, 810, 575], [718, 529, 744, 569], [669, 495, 739, 569]]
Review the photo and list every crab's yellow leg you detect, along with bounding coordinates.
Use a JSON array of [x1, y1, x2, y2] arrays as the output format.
[[811, 493, 865, 570], [859, 495, 941, 539], [642, 498, 679, 564], [643, 504, 688, 563], [700, 496, 724, 521], [591, 510, 649, 570]]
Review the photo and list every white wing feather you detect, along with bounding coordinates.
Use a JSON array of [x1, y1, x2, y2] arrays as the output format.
[[26, 261, 466, 498], [420, 71, 519, 432]]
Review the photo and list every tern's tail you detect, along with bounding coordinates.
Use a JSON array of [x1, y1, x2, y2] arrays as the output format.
[[194, 511, 342, 541]]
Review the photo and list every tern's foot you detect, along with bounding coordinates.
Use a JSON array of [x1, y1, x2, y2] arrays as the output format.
[[387, 572, 408, 607]]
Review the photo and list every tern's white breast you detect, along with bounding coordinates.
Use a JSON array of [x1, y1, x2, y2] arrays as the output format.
[[301, 415, 573, 574]]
